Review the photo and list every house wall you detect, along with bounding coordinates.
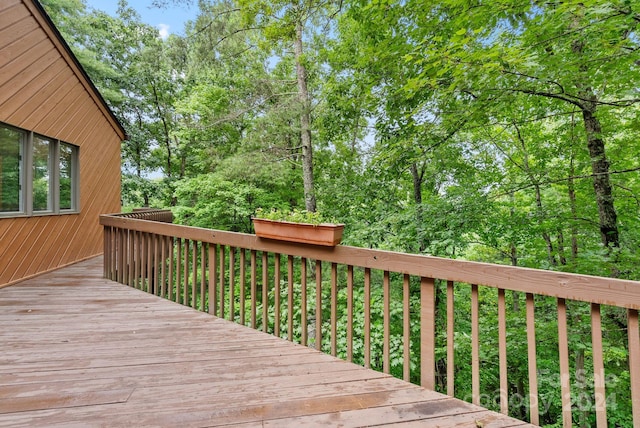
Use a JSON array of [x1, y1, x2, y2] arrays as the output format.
[[0, 0, 124, 286]]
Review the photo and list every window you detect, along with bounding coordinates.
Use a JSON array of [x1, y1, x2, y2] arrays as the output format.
[[33, 135, 51, 212], [0, 126, 22, 213], [0, 122, 79, 217]]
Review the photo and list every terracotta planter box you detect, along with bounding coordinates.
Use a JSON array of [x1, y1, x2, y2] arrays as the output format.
[[253, 218, 344, 247]]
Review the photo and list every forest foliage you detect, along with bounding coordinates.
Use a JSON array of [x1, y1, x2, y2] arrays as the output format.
[[42, 0, 640, 426], [42, 0, 640, 278]]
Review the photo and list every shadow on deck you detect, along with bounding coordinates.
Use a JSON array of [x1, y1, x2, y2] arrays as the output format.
[[0, 257, 532, 427]]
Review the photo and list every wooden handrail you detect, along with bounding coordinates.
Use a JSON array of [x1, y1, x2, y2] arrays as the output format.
[[100, 214, 640, 310], [107, 209, 174, 223], [100, 214, 640, 427]]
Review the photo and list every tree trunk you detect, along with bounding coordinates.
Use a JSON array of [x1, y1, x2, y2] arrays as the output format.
[[575, 348, 588, 428], [410, 162, 427, 252], [557, 229, 567, 265], [294, 22, 316, 212], [514, 123, 556, 266], [569, 7, 619, 249], [568, 147, 579, 262], [581, 104, 619, 248]]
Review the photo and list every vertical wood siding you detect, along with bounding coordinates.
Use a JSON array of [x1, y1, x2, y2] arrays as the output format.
[[0, 0, 123, 286]]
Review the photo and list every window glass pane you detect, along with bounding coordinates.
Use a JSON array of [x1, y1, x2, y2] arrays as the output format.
[[0, 125, 23, 212], [59, 143, 74, 210], [33, 136, 51, 211]]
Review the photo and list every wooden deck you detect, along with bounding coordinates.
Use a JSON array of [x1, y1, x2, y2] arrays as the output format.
[[0, 257, 533, 427]]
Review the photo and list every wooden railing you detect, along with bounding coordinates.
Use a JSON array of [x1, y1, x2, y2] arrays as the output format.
[[112, 208, 174, 223], [100, 213, 640, 427]]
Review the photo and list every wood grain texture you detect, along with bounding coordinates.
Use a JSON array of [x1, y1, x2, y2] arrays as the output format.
[[101, 215, 640, 310], [0, 0, 122, 286], [0, 257, 535, 428]]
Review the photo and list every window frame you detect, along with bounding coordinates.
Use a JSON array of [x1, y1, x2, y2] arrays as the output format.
[[0, 122, 79, 218]]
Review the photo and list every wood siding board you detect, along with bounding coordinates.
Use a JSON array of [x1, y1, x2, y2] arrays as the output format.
[[38, 78, 87, 132], [46, 94, 97, 141], [5, 217, 50, 283], [5, 60, 68, 124], [14, 215, 57, 281], [28, 215, 77, 275], [0, 21, 48, 75], [0, 219, 31, 284], [0, 13, 33, 50], [42, 215, 80, 271], [30, 82, 85, 136], [0, 0, 22, 15], [11, 64, 74, 126], [0, 37, 54, 104], [0, 4, 46, 50]]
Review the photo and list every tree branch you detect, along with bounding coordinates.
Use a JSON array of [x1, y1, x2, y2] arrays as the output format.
[[491, 166, 640, 198]]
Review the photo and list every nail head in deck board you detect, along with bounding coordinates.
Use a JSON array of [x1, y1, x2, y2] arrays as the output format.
[[0, 257, 534, 427]]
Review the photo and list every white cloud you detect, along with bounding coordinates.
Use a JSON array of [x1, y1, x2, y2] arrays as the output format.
[[158, 24, 170, 40]]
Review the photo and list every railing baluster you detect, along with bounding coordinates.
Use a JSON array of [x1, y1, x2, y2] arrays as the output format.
[[591, 303, 607, 427], [135, 231, 142, 290], [250, 250, 257, 329], [331, 263, 337, 357], [301, 258, 307, 346], [200, 243, 206, 312], [160, 236, 167, 298], [471, 283, 480, 404], [153, 232, 159, 295], [498, 288, 508, 414], [262, 252, 269, 333], [127, 229, 134, 287], [421, 277, 435, 390], [383, 270, 390, 374], [403, 274, 411, 382], [103, 226, 110, 278], [629, 309, 640, 427], [168, 237, 174, 301], [557, 298, 571, 427], [117, 228, 125, 284], [138, 230, 144, 290], [219, 245, 225, 319], [183, 239, 189, 306], [275, 254, 281, 337], [228, 247, 235, 321], [240, 249, 246, 325], [526, 293, 539, 425], [147, 232, 154, 294], [191, 241, 197, 308], [287, 255, 294, 342], [364, 267, 371, 369], [208, 244, 216, 315], [347, 265, 354, 363], [175, 239, 181, 303], [315, 260, 322, 351], [447, 280, 455, 396]]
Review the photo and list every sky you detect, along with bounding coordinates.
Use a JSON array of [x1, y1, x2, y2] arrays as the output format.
[[83, 0, 198, 39]]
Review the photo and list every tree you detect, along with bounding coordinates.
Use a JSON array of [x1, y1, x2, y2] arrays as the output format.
[[238, 0, 343, 212], [397, 0, 639, 249]]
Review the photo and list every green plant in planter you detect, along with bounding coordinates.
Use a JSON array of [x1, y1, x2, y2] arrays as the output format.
[[254, 208, 336, 225]]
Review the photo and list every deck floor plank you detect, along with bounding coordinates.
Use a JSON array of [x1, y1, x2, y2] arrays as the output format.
[[0, 257, 534, 427]]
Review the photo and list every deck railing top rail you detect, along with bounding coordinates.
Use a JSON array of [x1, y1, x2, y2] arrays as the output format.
[[100, 214, 640, 310], [107, 209, 174, 223]]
